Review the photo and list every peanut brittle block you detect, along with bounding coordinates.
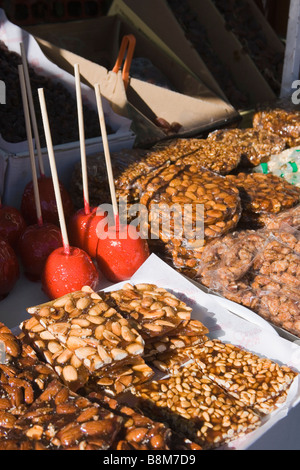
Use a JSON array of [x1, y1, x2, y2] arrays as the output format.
[[0, 324, 58, 437], [156, 339, 297, 415], [24, 288, 145, 374], [21, 316, 153, 395], [253, 108, 300, 148], [0, 379, 123, 450], [106, 283, 192, 340], [173, 138, 242, 174], [207, 128, 286, 167], [144, 334, 205, 359], [132, 361, 261, 449], [144, 319, 209, 359], [84, 357, 154, 397], [0, 325, 57, 399], [88, 392, 172, 450], [226, 173, 300, 228], [0, 322, 22, 360], [88, 392, 202, 450]]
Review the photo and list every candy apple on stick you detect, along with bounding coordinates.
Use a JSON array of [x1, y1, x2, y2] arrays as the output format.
[[0, 238, 20, 300], [68, 64, 105, 258], [17, 65, 63, 281], [0, 197, 26, 248], [94, 83, 149, 282], [20, 43, 74, 226], [38, 88, 99, 299]]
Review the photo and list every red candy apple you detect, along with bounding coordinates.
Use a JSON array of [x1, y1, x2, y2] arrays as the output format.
[[42, 246, 100, 299], [96, 223, 149, 282], [0, 238, 20, 300], [68, 207, 106, 259], [0, 204, 26, 248], [21, 176, 74, 226], [18, 223, 63, 281]]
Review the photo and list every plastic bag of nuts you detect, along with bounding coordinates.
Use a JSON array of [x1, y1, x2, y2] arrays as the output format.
[[115, 136, 243, 204], [197, 217, 300, 337], [259, 204, 300, 231], [253, 107, 300, 148], [207, 127, 287, 167], [225, 173, 300, 228]]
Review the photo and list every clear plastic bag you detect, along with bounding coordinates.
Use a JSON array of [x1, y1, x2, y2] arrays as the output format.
[[196, 212, 300, 338]]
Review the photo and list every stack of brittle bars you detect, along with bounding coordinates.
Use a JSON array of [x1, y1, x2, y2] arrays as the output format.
[[0, 282, 297, 450]]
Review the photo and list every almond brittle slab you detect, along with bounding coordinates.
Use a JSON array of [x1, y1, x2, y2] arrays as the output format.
[[24, 288, 145, 374], [105, 283, 192, 340], [0, 379, 123, 450]]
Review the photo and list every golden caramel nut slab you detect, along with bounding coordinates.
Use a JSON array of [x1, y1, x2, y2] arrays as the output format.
[[190, 340, 297, 413], [148, 200, 241, 247], [253, 108, 300, 147], [178, 140, 241, 174], [116, 148, 172, 192], [226, 173, 300, 217], [88, 392, 174, 450], [106, 283, 192, 340], [139, 163, 185, 207], [0, 379, 123, 450], [150, 166, 241, 225], [144, 334, 207, 360], [0, 327, 59, 437], [20, 319, 90, 391], [25, 289, 144, 373], [149, 339, 297, 415], [150, 348, 192, 373], [85, 357, 154, 397], [132, 362, 261, 449], [88, 392, 202, 450], [21, 317, 143, 391], [0, 328, 58, 422], [0, 322, 22, 359], [207, 128, 286, 167], [164, 319, 208, 338]]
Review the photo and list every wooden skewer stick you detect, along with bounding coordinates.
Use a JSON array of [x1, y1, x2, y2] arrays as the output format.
[[18, 65, 43, 227], [38, 87, 70, 255], [20, 42, 45, 178], [74, 63, 90, 215], [94, 83, 118, 221]]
